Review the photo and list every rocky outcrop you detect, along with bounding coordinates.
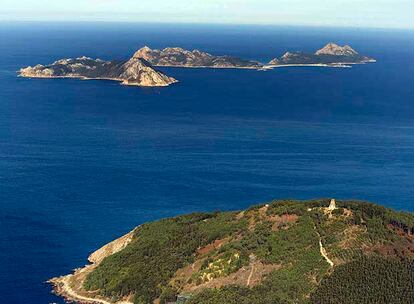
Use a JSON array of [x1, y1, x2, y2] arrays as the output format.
[[19, 55, 177, 87], [269, 43, 376, 66], [133, 46, 261, 69], [88, 228, 136, 264]]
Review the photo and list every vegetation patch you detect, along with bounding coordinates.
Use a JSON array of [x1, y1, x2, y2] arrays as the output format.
[[80, 200, 414, 304], [310, 256, 414, 304], [193, 251, 248, 284]]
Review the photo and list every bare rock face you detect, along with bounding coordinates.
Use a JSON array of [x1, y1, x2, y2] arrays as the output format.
[[132, 46, 154, 61], [315, 43, 358, 56], [88, 228, 136, 264], [268, 58, 280, 65], [119, 57, 177, 86], [20, 64, 55, 77], [133, 46, 261, 68], [19, 55, 177, 87], [268, 43, 375, 66]]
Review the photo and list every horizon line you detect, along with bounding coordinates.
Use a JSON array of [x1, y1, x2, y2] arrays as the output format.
[[1, 19, 413, 32]]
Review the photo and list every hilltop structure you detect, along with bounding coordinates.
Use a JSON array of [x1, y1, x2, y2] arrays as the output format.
[[328, 199, 337, 211]]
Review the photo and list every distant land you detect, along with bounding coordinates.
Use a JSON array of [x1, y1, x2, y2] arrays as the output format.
[[19, 43, 375, 87], [49, 199, 413, 304]]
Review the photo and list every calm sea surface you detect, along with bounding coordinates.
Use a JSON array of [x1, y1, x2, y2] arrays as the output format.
[[0, 23, 414, 303]]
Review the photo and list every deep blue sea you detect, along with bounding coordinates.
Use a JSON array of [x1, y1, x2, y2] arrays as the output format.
[[1, 22, 414, 303]]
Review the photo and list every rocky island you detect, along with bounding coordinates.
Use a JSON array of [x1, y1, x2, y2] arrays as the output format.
[[19, 43, 375, 87], [268, 43, 376, 67], [19, 55, 177, 87], [133, 46, 262, 69], [50, 199, 413, 304]]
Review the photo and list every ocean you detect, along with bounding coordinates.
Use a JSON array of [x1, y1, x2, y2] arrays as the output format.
[[0, 22, 414, 303]]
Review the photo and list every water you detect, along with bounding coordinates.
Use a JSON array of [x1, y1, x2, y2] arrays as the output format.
[[0, 22, 414, 303]]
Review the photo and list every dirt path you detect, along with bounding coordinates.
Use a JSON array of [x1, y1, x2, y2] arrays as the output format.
[[58, 273, 126, 304], [246, 264, 255, 286], [314, 226, 334, 267], [318, 237, 334, 267], [51, 267, 133, 304]]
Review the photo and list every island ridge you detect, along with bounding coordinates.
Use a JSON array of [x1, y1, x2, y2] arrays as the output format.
[[132, 46, 262, 69]]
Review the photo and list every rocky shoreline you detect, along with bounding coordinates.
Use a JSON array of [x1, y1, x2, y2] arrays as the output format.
[[49, 228, 138, 304], [18, 74, 175, 87], [265, 59, 377, 69]]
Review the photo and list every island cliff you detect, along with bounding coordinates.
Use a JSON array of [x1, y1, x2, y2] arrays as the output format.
[[269, 43, 376, 67], [49, 199, 413, 304], [133, 46, 261, 69], [19, 55, 178, 87]]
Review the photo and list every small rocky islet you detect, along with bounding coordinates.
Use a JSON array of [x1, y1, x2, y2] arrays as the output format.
[[49, 199, 414, 304], [19, 43, 375, 87]]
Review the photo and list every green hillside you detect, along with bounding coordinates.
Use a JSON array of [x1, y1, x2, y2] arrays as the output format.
[[82, 200, 414, 304]]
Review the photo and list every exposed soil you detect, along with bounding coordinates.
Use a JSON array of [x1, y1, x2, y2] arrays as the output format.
[[367, 239, 414, 258], [338, 225, 366, 249], [197, 238, 229, 256], [180, 260, 281, 294], [270, 214, 299, 231]]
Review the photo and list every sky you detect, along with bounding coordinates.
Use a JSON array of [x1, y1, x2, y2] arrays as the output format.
[[1, 0, 414, 29]]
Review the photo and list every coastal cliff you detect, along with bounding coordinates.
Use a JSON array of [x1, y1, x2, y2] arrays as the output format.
[[269, 43, 376, 66], [19, 55, 177, 87], [50, 199, 414, 304]]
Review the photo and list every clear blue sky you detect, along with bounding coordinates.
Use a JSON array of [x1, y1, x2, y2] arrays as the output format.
[[1, 0, 413, 29]]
